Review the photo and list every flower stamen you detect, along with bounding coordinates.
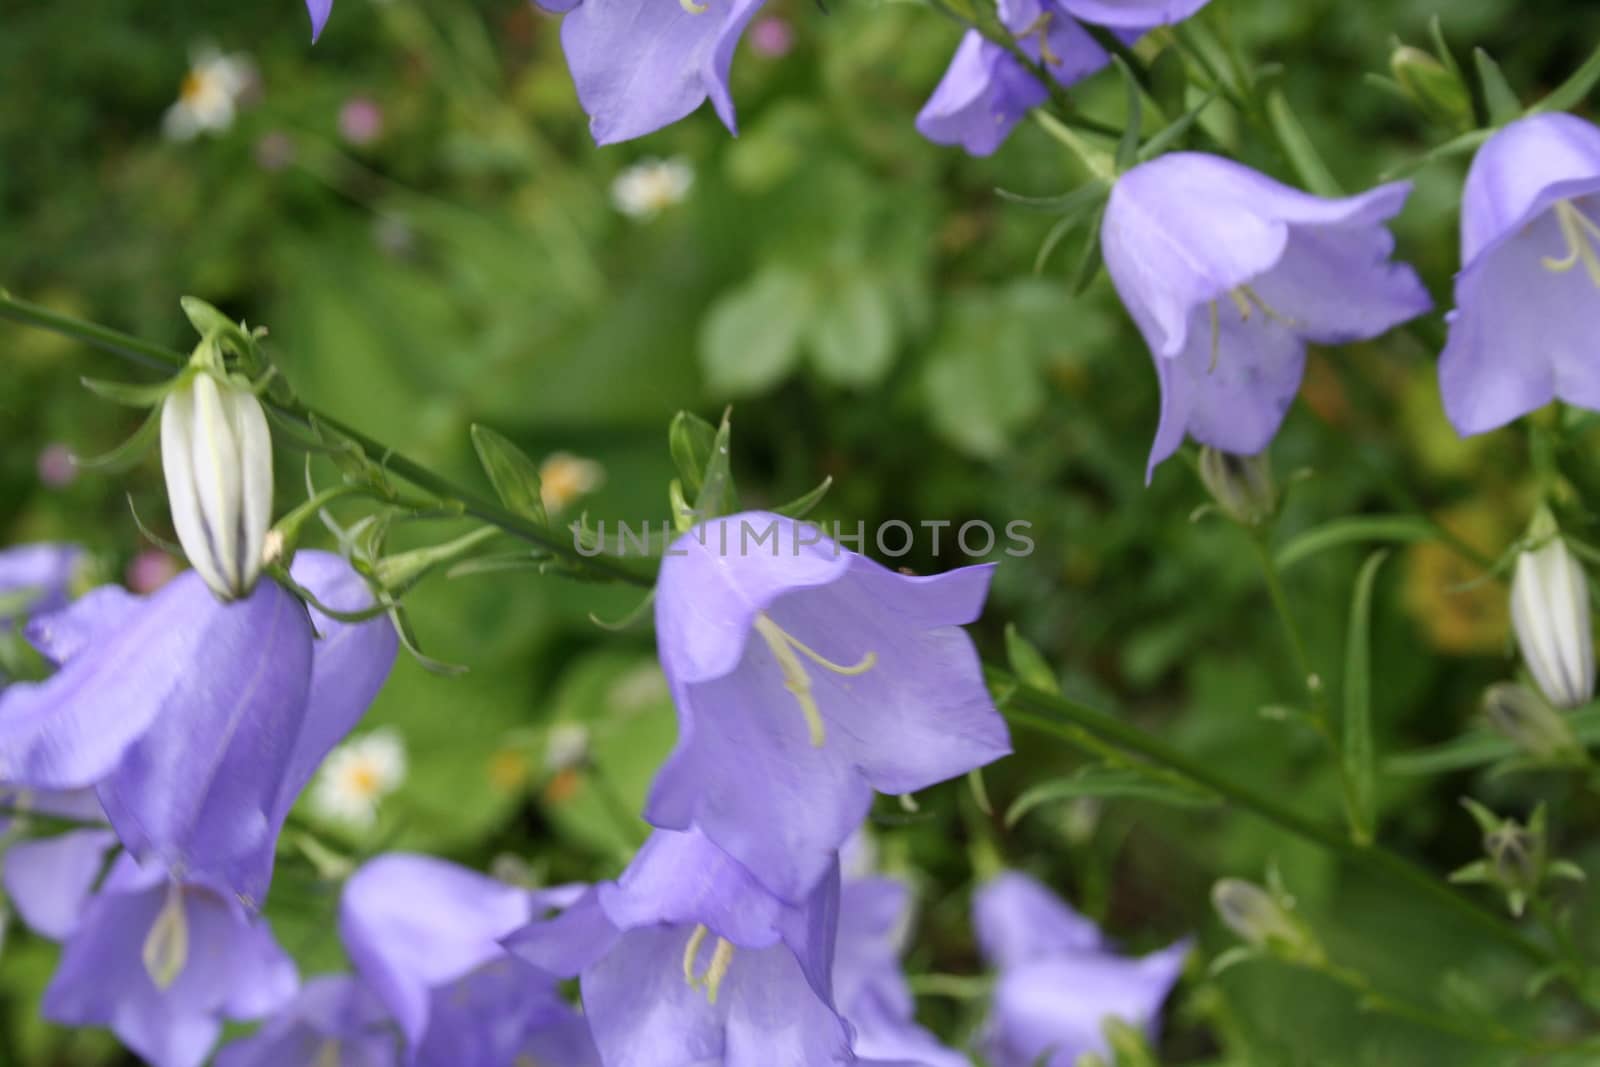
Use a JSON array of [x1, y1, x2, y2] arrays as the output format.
[[753, 614, 877, 748], [1542, 199, 1600, 288], [142, 883, 190, 991], [681, 924, 736, 1004], [680, 0, 709, 13]]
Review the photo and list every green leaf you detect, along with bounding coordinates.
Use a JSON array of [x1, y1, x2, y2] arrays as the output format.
[[1148, 44, 1188, 121], [668, 411, 718, 498], [1265, 87, 1343, 197], [1005, 623, 1061, 695], [692, 409, 739, 521], [1342, 549, 1388, 846], [1112, 56, 1144, 171], [1137, 89, 1220, 162], [807, 276, 897, 389], [1068, 203, 1107, 295], [81, 375, 176, 407], [1005, 767, 1218, 828], [699, 266, 814, 396], [1274, 515, 1438, 572], [469, 424, 549, 526], [1379, 126, 1492, 180], [1474, 48, 1522, 125], [1388, 705, 1600, 776], [1534, 39, 1600, 114]]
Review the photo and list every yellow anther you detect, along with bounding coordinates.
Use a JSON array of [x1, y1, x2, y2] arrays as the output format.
[[679, 0, 709, 12], [1228, 287, 1254, 321], [682, 924, 710, 985], [1543, 199, 1600, 288], [682, 925, 736, 1005], [315, 1039, 343, 1067], [142, 883, 190, 991], [1208, 301, 1221, 373], [752, 614, 877, 748]]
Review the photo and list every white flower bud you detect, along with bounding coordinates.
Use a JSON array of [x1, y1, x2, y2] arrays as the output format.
[[1510, 509, 1594, 710], [160, 370, 274, 601]]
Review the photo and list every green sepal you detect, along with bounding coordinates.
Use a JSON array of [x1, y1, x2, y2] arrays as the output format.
[[469, 424, 549, 526], [772, 475, 833, 520], [1474, 48, 1522, 126], [668, 410, 718, 498], [81, 374, 178, 408], [77, 405, 162, 472]]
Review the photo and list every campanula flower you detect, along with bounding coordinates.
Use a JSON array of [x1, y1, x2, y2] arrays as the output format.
[[0, 551, 396, 904], [974, 872, 1189, 1067], [0, 543, 84, 628], [34, 852, 298, 1067], [1438, 113, 1600, 434], [505, 825, 860, 1067], [1100, 153, 1431, 477], [339, 853, 597, 1065], [917, 0, 1210, 157], [647, 511, 1009, 902], [1511, 507, 1594, 710], [535, 0, 766, 145], [213, 975, 398, 1067], [0, 789, 115, 940], [307, 0, 333, 42]]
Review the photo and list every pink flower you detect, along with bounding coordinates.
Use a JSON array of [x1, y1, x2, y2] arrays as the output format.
[[338, 97, 384, 146]]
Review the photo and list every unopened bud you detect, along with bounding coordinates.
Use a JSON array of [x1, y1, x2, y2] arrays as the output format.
[[160, 353, 273, 601], [1482, 682, 1581, 762], [1390, 45, 1473, 130], [1510, 508, 1594, 710], [1197, 447, 1277, 526], [1212, 879, 1320, 963]]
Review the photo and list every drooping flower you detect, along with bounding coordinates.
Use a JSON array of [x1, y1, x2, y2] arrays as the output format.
[[0, 543, 84, 628], [611, 158, 696, 221], [835, 872, 970, 1067], [33, 852, 298, 1067], [974, 871, 1189, 1067], [648, 511, 1010, 902], [1438, 113, 1600, 435], [535, 0, 766, 145], [917, 0, 1210, 157], [505, 824, 861, 1067], [0, 551, 397, 904], [213, 975, 399, 1067], [1511, 507, 1594, 710], [161, 360, 274, 601], [163, 47, 257, 142], [339, 853, 597, 1064], [309, 726, 407, 830], [1100, 153, 1431, 478]]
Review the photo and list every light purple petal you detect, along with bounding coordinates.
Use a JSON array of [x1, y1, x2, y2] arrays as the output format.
[[1460, 113, 1600, 264], [24, 585, 142, 667], [340, 853, 534, 1049], [849, 984, 972, 1067], [2, 828, 117, 940], [835, 877, 914, 1017], [416, 959, 568, 1067], [581, 924, 732, 1067], [559, 0, 765, 145], [974, 872, 1104, 971], [1055, 0, 1211, 28], [0, 543, 83, 625], [307, 0, 333, 42], [503, 888, 621, 978], [214, 975, 398, 1067]]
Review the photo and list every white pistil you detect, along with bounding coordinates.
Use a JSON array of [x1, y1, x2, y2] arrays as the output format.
[[1543, 199, 1600, 288], [752, 614, 877, 748], [681, 924, 736, 1004], [680, 0, 709, 12], [142, 883, 190, 991]]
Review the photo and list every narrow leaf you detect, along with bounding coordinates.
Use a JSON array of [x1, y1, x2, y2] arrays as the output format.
[[1342, 549, 1389, 845], [1474, 48, 1522, 125], [1534, 39, 1600, 114], [668, 411, 718, 497], [1265, 88, 1343, 197], [1034, 214, 1080, 275], [1112, 56, 1144, 171], [773, 475, 833, 519], [1379, 126, 1491, 180], [1004, 623, 1060, 695], [1274, 515, 1437, 572], [692, 410, 739, 521], [77, 406, 161, 472], [470, 424, 548, 526], [1069, 204, 1107, 295], [994, 179, 1109, 217], [1006, 767, 1218, 828], [1137, 89, 1220, 162]]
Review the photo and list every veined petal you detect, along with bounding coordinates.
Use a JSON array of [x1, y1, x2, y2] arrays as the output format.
[[24, 585, 143, 667], [306, 0, 333, 41], [1461, 113, 1600, 264], [1056, 0, 1211, 28]]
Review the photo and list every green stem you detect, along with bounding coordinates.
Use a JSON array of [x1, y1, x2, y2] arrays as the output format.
[[991, 668, 1556, 966], [1250, 532, 1319, 697], [1319, 961, 1540, 1049], [0, 292, 656, 588]]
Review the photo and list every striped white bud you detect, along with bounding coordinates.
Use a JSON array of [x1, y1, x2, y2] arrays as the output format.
[[160, 370, 273, 600], [1511, 509, 1594, 711]]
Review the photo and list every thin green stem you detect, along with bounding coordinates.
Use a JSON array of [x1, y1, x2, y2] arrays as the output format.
[[0, 292, 656, 588], [1250, 532, 1318, 697], [1319, 961, 1543, 1049], [992, 669, 1556, 966]]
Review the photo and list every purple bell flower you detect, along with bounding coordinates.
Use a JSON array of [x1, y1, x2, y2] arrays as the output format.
[[0, 788, 116, 940], [974, 872, 1189, 1067], [1100, 153, 1431, 478], [307, 0, 333, 41], [214, 975, 399, 1067], [339, 852, 596, 1065], [0, 550, 397, 904], [35, 852, 298, 1067], [647, 511, 1009, 903], [916, 0, 1210, 157], [1439, 113, 1600, 434], [507, 825, 869, 1067], [0, 543, 84, 628], [535, 0, 766, 145]]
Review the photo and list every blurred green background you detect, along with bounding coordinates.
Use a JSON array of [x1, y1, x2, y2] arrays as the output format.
[[4, 0, 1600, 1063]]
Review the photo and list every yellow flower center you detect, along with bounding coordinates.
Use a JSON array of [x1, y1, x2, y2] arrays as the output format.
[[751, 613, 877, 748]]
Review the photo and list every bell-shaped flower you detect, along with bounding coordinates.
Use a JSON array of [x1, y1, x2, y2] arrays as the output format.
[[535, 0, 766, 145], [1100, 153, 1431, 478], [1439, 113, 1600, 434], [1511, 508, 1595, 710], [214, 975, 399, 1067], [0, 543, 84, 628], [648, 511, 1010, 903], [836, 873, 971, 1067], [0, 550, 397, 904], [34, 852, 298, 1067], [506, 825, 868, 1067], [339, 852, 596, 1065], [161, 367, 274, 601], [974, 871, 1189, 1067], [917, 0, 1210, 157]]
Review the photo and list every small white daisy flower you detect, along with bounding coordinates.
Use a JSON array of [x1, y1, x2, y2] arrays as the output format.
[[310, 728, 407, 830], [538, 452, 606, 515], [163, 47, 257, 142], [610, 157, 695, 220]]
